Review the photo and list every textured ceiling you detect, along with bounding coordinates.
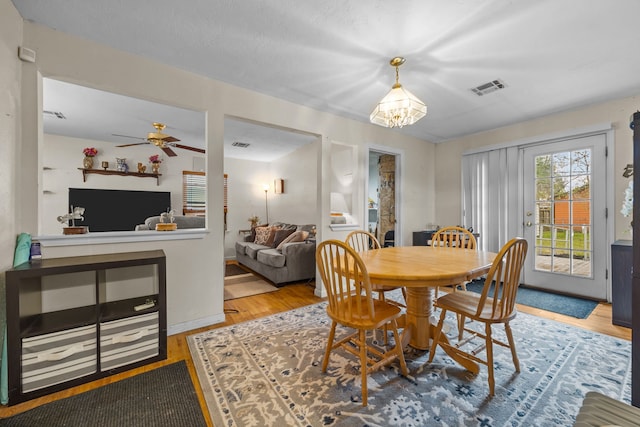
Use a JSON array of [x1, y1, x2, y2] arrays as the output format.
[[15, 0, 640, 150]]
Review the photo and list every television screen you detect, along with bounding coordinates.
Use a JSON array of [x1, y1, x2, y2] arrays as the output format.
[[68, 188, 171, 232]]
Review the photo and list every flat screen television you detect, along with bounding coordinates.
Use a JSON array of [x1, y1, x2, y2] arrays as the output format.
[[68, 188, 171, 232]]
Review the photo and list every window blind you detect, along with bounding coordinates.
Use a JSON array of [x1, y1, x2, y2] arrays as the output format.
[[182, 171, 206, 216]]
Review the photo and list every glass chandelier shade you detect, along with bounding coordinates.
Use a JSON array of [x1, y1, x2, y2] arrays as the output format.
[[369, 57, 427, 128]]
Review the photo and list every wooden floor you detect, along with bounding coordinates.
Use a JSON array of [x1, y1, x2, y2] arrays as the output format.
[[0, 277, 630, 426]]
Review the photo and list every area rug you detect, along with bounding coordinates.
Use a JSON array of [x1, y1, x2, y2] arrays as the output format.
[[0, 361, 206, 427], [187, 298, 631, 427], [224, 272, 279, 300], [225, 263, 250, 277], [466, 279, 599, 319]]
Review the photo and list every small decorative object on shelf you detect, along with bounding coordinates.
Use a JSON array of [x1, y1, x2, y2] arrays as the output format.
[[57, 205, 88, 235], [149, 154, 162, 174], [156, 209, 176, 231], [101, 161, 109, 170], [248, 215, 260, 228], [116, 157, 128, 172], [82, 147, 97, 169], [137, 162, 147, 173]]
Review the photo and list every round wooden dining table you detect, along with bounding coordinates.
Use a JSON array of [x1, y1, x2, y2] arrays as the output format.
[[357, 246, 496, 356]]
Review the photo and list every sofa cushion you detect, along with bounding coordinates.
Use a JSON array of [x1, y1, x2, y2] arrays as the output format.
[[235, 241, 250, 256], [272, 228, 296, 248], [245, 242, 271, 259], [257, 248, 286, 268], [276, 230, 309, 250]]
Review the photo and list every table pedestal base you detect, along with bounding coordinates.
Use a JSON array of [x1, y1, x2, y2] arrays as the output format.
[[401, 287, 479, 374]]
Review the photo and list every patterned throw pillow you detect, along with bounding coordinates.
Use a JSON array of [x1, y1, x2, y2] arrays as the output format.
[[250, 224, 268, 242], [254, 226, 272, 245]]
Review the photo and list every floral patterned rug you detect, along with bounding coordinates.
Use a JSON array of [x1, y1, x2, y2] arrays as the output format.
[[187, 297, 631, 427]]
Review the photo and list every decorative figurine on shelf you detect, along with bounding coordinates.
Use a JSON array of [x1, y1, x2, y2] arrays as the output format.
[[137, 162, 147, 173], [248, 215, 260, 228], [156, 209, 176, 231], [116, 157, 128, 172], [82, 147, 98, 169], [57, 205, 88, 235], [149, 154, 162, 174]]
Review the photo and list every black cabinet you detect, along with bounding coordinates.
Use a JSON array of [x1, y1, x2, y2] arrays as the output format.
[[413, 230, 480, 246], [611, 240, 632, 328], [6, 250, 166, 405], [413, 230, 436, 246]]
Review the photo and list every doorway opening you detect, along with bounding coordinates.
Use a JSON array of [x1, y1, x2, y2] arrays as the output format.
[[368, 149, 400, 246]]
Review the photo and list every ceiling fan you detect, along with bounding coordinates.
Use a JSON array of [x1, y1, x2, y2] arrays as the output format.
[[114, 122, 205, 157]]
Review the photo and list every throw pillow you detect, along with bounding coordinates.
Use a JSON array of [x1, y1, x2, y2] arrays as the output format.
[[254, 226, 272, 245], [265, 226, 282, 247], [276, 230, 309, 250], [272, 228, 296, 248], [250, 224, 268, 242]]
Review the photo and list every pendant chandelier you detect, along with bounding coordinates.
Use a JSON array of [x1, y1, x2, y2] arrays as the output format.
[[369, 57, 427, 128]]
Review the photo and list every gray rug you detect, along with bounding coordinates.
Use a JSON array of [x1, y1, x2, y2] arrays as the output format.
[[0, 362, 206, 427], [466, 279, 599, 319], [187, 292, 631, 426]]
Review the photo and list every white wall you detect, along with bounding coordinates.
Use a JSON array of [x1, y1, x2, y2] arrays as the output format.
[[0, 0, 23, 345], [42, 133, 204, 234], [434, 95, 638, 241], [14, 20, 434, 333], [269, 141, 319, 225]]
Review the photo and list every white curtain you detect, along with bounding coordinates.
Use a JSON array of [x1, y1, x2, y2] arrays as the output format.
[[461, 146, 520, 252]]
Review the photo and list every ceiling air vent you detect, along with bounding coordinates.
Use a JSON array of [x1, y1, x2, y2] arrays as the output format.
[[232, 141, 250, 148], [43, 110, 67, 119], [471, 79, 506, 96]]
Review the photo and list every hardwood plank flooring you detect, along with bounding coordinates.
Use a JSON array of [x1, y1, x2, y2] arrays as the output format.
[[0, 276, 630, 425]]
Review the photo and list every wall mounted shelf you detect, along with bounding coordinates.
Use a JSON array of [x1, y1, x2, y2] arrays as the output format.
[[78, 168, 161, 185]]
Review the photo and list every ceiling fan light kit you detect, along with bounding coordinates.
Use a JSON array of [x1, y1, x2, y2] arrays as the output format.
[[115, 122, 205, 157], [370, 57, 427, 128]]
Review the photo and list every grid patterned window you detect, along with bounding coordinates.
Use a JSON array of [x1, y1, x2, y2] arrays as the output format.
[[182, 171, 206, 216]]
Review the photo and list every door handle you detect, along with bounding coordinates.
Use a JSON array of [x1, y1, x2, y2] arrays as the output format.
[[526, 221, 532, 227]]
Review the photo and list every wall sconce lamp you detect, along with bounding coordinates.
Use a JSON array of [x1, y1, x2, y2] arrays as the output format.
[[274, 178, 284, 194]]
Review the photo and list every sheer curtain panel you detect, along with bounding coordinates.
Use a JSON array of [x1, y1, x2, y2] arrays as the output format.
[[461, 147, 520, 252]]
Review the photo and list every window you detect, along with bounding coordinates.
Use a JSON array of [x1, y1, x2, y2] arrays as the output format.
[[182, 171, 206, 216]]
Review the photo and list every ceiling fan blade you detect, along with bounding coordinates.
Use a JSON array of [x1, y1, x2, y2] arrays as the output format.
[[173, 143, 206, 154], [116, 142, 150, 148], [112, 133, 146, 140], [161, 146, 178, 157], [162, 136, 180, 143]]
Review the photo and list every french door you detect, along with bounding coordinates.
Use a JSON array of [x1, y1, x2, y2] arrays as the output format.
[[522, 134, 607, 299]]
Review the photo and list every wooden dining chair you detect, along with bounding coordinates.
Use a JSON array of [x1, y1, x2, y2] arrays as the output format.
[[431, 226, 478, 296], [316, 239, 408, 406], [345, 230, 406, 344], [428, 237, 528, 397], [345, 230, 406, 306], [345, 230, 406, 345]]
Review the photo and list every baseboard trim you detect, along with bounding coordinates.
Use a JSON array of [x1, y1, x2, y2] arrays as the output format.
[[168, 313, 225, 336]]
